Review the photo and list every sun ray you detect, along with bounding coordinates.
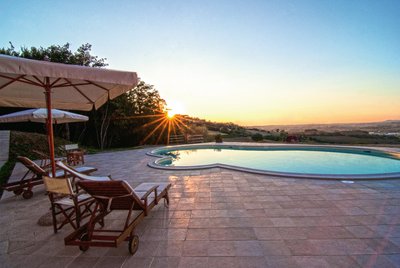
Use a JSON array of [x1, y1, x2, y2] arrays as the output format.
[[134, 116, 166, 130], [140, 117, 169, 144], [167, 120, 171, 145], [113, 114, 164, 120], [155, 117, 170, 144]]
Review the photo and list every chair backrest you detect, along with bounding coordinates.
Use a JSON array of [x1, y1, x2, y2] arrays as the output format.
[[64, 144, 79, 151], [77, 180, 144, 211], [43, 176, 74, 195], [56, 161, 110, 181], [17, 156, 48, 176]]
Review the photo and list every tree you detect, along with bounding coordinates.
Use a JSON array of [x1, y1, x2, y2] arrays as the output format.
[[99, 82, 167, 148], [0, 42, 107, 67]]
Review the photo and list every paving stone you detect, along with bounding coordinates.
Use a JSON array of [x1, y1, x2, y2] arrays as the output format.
[[92, 256, 126, 268], [155, 240, 183, 257], [209, 228, 256, 241], [122, 256, 153, 267], [351, 254, 397, 268], [259, 240, 291, 256], [208, 241, 236, 256], [292, 256, 331, 268], [150, 257, 181, 268], [264, 255, 297, 267], [178, 257, 208, 268], [182, 241, 209, 256], [253, 227, 282, 240], [66, 256, 99, 268]]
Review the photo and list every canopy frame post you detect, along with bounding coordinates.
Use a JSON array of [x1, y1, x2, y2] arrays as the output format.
[[44, 77, 56, 177]]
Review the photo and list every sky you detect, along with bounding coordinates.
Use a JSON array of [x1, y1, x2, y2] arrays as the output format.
[[1, 0, 399, 126]]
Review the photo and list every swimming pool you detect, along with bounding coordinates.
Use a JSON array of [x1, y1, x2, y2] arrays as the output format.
[[148, 144, 400, 179]]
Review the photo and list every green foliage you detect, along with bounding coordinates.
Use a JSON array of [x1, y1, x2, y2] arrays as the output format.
[[251, 133, 263, 141], [309, 135, 400, 144], [189, 125, 208, 138], [9, 131, 71, 161], [127, 82, 166, 115], [263, 134, 280, 141], [279, 130, 288, 141], [0, 42, 107, 67], [215, 134, 223, 143]]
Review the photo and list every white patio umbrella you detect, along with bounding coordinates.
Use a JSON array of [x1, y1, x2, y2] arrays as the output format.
[[0, 55, 139, 175], [0, 108, 88, 124]]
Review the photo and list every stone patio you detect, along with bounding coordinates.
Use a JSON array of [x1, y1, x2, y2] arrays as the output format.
[[1, 147, 400, 267]]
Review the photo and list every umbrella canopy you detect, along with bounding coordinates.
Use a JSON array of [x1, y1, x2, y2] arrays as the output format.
[[0, 108, 88, 124], [0, 55, 139, 175], [0, 55, 138, 110]]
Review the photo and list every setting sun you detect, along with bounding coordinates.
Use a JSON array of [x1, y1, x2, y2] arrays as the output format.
[[166, 100, 185, 119], [167, 110, 176, 119]]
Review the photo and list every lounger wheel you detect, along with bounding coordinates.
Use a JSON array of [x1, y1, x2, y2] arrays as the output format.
[[22, 190, 33, 199], [79, 232, 90, 252], [128, 235, 139, 255], [13, 189, 23, 195]]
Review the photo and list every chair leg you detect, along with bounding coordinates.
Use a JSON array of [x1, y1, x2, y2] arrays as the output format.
[[50, 205, 58, 234], [164, 192, 170, 208]]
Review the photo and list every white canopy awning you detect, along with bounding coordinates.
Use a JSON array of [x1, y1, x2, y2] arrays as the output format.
[[0, 54, 139, 110], [0, 108, 89, 124]]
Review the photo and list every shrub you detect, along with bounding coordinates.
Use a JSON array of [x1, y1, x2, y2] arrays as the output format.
[[215, 134, 223, 143], [251, 133, 263, 142]]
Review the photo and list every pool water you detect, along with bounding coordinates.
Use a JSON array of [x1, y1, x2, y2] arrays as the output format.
[[156, 147, 400, 175]]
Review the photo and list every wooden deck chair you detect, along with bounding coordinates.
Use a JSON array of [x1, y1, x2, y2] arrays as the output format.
[[64, 180, 171, 254], [56, 161, 111, 183], [1, 157, 97, 199], [32, 149, 64, 170], [43, 176, 97, 233]]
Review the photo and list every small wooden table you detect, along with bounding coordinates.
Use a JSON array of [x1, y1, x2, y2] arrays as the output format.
[[67, 151, 84, 165]]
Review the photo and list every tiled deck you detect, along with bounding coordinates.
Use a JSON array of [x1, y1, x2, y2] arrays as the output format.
[[1, 147, 400, 267]]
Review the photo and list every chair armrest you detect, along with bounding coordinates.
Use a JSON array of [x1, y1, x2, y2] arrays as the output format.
[[140, 185, 159, 201]]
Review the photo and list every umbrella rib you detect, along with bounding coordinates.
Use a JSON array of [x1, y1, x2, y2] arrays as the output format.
[[63, 78, 95, 104], [52, 81, 92, 88], [32, 75, 45, 85], [50, 78, 62, 87], [86, 81, 110, 91], [0, 74, 45, 89], [21, 76, 44, 87], [0, 74, 26, 90]]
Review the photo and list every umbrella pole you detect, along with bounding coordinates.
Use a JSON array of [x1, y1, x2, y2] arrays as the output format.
[[45, 78, 56, 177]]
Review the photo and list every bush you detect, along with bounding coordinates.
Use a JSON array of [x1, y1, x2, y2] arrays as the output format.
[[264, 134, 280, 141], [215, 134, 223, 143], [251, 133, 263, 142]]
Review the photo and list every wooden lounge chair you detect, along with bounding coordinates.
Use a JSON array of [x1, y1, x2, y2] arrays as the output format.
[[56, 161, 111, 182], [43, 176, 97, 233], [64, 180, 171, 254], [1, 156, 97, 199]]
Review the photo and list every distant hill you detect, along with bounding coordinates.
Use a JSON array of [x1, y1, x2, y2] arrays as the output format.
[[251, 120, 400, 134]]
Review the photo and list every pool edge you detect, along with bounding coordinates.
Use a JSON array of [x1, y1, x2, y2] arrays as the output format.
[[146, 143, 400, 180]]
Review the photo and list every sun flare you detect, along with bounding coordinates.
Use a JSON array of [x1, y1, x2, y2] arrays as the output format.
[[167, 110, 176, 119], [166, 100, 185, 119]]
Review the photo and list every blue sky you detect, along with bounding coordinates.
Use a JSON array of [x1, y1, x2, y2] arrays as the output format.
[[1, 0, 399, 125]]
